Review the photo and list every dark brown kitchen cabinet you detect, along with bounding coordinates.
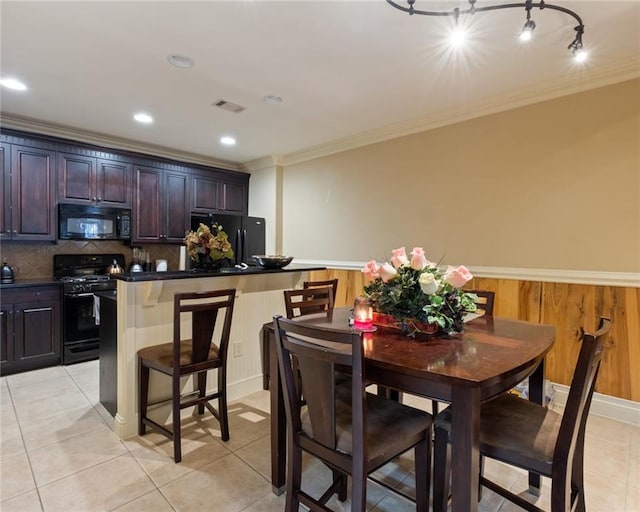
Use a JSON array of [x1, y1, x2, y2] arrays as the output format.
[[0, 143, 10, 241], [133, 165, 189, 243], [6, 145, 56, 241], [0, 285, 62, 376], [219, 180, 247, 214], [58, 152, 131, 207], [191, 173, 219, 213]]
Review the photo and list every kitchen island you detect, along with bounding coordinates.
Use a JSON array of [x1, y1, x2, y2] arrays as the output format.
[[108, 265, 324, 439]]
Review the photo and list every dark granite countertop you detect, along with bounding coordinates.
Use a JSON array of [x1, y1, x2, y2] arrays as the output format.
[[110, 265, 326, 283], [0, 278, 61, 289]]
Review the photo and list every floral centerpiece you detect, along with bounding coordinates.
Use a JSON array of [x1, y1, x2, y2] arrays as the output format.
[[361, 247, 477, 337], [183, 222, 234, 270]]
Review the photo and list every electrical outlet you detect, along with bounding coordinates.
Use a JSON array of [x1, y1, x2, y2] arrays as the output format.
[[233, 342, 244, 358]]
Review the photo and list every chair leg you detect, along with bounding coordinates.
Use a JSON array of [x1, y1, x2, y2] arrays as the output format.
[[352, 462, 366, 512], [570, 432, 587, 512], [414, 432, 431, 512], [432, 400, 439, 416], [138, 359, 149, 436], [218, 366, 230, 441], [285, 442, 302, 512], [433, 426, 451, 512], [478, 454, 485, 501], [197, 371, 207, 415], [261, 332, 270, 390], [172, 374, 182, 463]]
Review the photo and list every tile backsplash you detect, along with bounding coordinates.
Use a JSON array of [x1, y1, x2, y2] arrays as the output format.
[[0, 241, 180, 279]]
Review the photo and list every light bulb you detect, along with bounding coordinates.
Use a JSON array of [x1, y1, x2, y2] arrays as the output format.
[[220, 136, 236, 146], [573, 48, 588, 63], [133, 113, 153, 124], [519, 19, 536, 42], [449, 28, 467, 48], [0, 78, 27, 91]]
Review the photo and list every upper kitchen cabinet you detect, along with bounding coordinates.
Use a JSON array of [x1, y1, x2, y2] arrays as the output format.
[[219, 179, 247, 214], [190, 173, 249, 215], [0, 143, 10, 240], [58, 152, 131, 207], [133, 165, 189, 244], [191, 173, 219, 213], [4, 145, 56, 241]]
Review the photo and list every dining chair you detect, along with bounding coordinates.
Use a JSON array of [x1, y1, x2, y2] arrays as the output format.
[[432, 317, 612, 512], [261, 281, 337, 389], [137, 289, 236, 463], [273, 315, 432, 512], [467, 289, 495, 316]]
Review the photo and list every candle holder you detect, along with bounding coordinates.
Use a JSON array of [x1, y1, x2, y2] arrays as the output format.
[[353, 296, 376, 332]]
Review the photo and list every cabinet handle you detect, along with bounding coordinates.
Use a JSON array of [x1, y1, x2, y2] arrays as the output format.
[[93, 197, 97, 202], [5, 230, 9, 234], [13, 230, 17, 234], [97, 197, 102, 202]]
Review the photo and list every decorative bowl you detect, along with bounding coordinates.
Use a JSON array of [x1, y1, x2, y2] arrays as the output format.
[[253, 255, 294, 269]]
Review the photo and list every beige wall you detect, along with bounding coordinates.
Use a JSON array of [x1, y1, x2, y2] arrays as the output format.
[[282, 79, 640, 273]]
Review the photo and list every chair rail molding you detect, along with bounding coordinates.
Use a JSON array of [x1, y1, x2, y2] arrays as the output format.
[[295, 260, 640, 288]]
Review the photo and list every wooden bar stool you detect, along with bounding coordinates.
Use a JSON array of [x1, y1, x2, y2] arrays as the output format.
[[137, 289, 236, 463]]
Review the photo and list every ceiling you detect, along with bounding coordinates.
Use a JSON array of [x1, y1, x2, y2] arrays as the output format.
[[1, 1, 639, 169]]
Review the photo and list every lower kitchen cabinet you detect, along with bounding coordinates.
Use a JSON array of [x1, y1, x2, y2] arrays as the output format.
[[0, 285, 61, 375]]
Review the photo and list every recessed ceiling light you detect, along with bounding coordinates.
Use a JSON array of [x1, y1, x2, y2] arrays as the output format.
[[133, 113, 153, 124], [220, 136, 236, 146], [0, 78, 27, 91], [167, 54, 195, 69], [263, 95, 284, 104]]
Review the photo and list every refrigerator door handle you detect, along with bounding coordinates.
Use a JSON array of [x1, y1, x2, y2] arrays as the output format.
[[242, 229, 249, 264], [235, 229, 242, 266]]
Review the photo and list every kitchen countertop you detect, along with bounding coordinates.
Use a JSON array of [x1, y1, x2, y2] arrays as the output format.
[[110, 264, 326, 282], [0, 278, 61, 289]]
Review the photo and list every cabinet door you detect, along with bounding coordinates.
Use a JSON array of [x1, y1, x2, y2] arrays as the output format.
[[0, 143, 10, 240], [219, 181, 247, 214], [57, 152, 97, 204], [133, 165, 162, 242], [0, 303, 13, 366], [97, 159, 131, 207], [13, 300, 61, 362], [163, 170, 189, 242], [191, 173, 219, 213], [10, 145, 56, 241]]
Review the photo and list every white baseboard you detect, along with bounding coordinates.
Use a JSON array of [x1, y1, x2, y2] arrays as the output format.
[[551, 382, 640, 426], [228, 374, 264, 403]]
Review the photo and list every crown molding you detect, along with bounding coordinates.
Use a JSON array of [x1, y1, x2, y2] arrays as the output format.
[[0, 112, 243, 172], [241, 155, 284, 172], [295, 259, 640, 288], [276, 57, 640, 167]]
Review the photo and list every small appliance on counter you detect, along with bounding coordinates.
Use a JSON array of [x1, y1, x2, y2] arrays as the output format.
[[1, 260, 15, 284]]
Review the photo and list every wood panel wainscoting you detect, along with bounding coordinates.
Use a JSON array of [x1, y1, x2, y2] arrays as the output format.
[[307, 270, 640, 403]]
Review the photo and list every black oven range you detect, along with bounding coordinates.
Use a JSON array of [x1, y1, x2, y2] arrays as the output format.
[[54, 254, 125, 364]]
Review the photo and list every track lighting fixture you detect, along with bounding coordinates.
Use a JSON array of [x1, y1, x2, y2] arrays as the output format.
[[387, 0, 588, 63]]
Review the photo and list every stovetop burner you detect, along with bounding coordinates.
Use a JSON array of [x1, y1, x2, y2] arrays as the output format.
[[54, 253, 125, 294]]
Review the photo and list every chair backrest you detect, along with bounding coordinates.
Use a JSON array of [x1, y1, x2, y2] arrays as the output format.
[[283, 286, 335, 319], [273, 315, 364, 453], [173, 289, 236, 369], [467, 289, 495, 316], [304, 278, 339, 301], [553, 317, 611, 470]]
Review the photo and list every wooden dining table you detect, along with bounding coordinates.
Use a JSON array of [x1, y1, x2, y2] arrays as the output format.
[[263, 308, 555, 512]]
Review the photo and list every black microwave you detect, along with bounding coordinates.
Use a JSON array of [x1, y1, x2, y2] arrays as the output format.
[[58, 204, 131, 240]]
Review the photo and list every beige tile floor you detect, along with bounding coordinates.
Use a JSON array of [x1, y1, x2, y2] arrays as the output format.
[[0, 361, 638, 512]]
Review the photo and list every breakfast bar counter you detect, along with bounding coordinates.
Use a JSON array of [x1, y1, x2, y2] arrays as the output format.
[[108, 265, 324, 439]]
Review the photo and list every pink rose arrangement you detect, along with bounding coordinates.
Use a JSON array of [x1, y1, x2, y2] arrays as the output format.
[[361, 247, 478, 335]]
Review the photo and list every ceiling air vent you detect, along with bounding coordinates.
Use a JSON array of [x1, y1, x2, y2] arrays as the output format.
[[213, 99, 246, 114]]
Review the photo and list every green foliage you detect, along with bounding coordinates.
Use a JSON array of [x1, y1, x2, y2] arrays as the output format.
[[363, 266, 477, 336]]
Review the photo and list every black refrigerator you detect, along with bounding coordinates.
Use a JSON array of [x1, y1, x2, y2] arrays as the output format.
[[191, 213, 266, 266]]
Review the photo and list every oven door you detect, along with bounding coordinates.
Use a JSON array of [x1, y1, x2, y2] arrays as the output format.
[[63, 293, 100, 364]]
